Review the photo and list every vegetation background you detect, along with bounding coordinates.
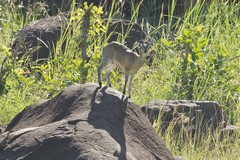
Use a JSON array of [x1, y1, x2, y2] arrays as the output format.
[[0, 0, 239, 159]]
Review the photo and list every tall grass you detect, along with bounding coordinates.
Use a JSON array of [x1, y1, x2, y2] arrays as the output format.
[[0, 0, 239, 159]]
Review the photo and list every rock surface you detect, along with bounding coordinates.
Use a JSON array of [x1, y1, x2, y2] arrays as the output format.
[[142, 100, 227, 135], [219, 125, 240, 141], [0, 83, 174, 160], [107, 20, 146, 49], [11, 14, 68, 65]]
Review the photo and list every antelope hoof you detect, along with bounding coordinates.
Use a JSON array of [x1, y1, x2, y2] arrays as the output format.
[[99, 82, 102, 88]]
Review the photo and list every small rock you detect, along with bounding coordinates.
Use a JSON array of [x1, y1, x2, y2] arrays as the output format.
[[219, 125, 239, 141], [142, 100, 227, 136]]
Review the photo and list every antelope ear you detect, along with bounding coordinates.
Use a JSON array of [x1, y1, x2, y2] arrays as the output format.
[[132, 41, 140, 50]]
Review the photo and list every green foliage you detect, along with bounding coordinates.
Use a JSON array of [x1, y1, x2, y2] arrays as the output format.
[[174, 25, 207, 99], [70, 2, 106, 36]]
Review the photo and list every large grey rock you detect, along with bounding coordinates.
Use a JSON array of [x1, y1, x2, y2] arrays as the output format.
[[142, 100, 227, 136], [0, 83, 174, 160], [106, 20, 146, 49], [11, 14, 68, 65]]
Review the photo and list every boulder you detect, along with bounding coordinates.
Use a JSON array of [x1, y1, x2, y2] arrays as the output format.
[[141, 100, 227, 135], [0, 83, 174, 160], [219, 125, 240, 142], [106, 20, 146, 49], [10, 14, 68, 65]]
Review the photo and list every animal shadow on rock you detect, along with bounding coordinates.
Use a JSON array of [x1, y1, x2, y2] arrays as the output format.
[[89, 86, 128, 160]]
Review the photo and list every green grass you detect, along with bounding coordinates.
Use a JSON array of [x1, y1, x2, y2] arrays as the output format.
[[0, 0, 240, 159]]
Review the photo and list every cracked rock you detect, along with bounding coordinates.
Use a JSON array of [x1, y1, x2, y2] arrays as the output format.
[[0, 83, 174, 160]]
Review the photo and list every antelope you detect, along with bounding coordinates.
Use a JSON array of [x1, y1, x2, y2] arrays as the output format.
[[97, 41, 149, 98]]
